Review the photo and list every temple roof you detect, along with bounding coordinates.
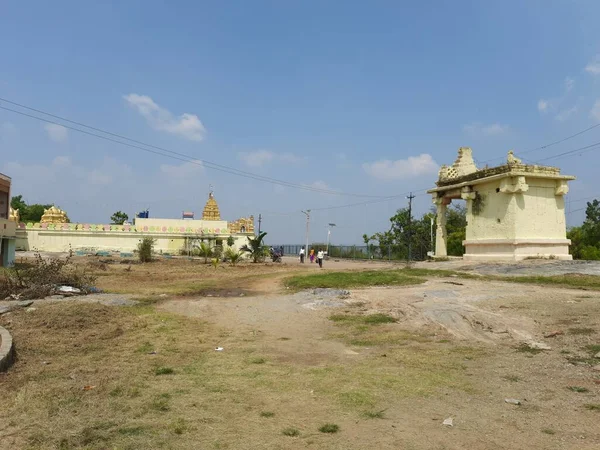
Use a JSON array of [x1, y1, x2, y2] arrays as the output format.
[[201, 192, 221, 221], [428, 148, 575, 193]]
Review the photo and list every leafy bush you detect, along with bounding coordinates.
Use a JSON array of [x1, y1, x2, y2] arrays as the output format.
[[212, 245, 223, 261], [0, 252, 97, 300], [198, 242, 212, 264], [137, 237, 155, 263], [224, 248, 243, 266], [241, 232, 268, 263]]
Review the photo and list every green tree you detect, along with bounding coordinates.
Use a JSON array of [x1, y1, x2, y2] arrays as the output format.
[[10, 195, 52, 223], [581, 199, 600, 246], [137, 237, 155, 263], [241, 231, 268, 263], [110, 211, 129, 225]]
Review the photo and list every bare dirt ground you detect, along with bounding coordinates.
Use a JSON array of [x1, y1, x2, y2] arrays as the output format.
[[1, 256, 599, 449], [158, 270, 600, 449]]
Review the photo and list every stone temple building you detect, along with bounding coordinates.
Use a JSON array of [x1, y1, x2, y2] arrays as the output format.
[[428, 147, 575, 260], [14, 191, 255, 254]]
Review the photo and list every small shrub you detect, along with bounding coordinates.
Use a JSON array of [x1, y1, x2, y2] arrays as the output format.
[[155, 366, 174, 376], [282, 428, 300, 437], [584, 403, 600, 411], [138, 237, 155, 263], [541, 428, 556, 435], [260, 411, 275, 418], [224, 247, 243, 266], [319, 423, 339, 433]]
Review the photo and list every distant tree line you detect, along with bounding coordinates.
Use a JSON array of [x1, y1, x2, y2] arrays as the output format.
[[568, 200, 600, 260], [364, 204, 467, 261], [10, 195, 52, 223]]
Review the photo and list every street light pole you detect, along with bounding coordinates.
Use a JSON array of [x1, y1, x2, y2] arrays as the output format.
[[326, 223, 336, 255], [301, 210, 311, 256]]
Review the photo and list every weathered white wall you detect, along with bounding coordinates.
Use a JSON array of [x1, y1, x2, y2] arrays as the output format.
[[16, 229, 250, 254], [466, 178, 567, 241], [466, 181, 516, 240], [514, 179, 566, 239]]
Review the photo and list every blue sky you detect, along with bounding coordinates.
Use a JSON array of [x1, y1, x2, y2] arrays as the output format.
[[2, 0, 600, 244]]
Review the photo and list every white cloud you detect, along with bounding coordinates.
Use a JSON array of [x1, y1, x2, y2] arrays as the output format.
[[362, 154, 438, 181], [463, 122, 509, 135], [44, 123, 68, 143], [565, 77, 575, 92], [237, 150, 304, 168], [591, 100, 600, 122], [160, 160, 204, 178], [537, 99, 549, 113], [555, 106, 577, 122], [123, 93, 206, 141], [585, 56, 600, 75]]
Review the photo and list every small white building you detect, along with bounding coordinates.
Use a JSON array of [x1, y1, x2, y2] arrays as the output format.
[[428, 148, 575, 261], [1, 173, 16, 266]]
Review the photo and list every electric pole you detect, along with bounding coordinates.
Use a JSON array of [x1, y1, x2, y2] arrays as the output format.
[[406, 192, 415, 264], [258, 214, 262, 235], [301, 210, 311, 256]]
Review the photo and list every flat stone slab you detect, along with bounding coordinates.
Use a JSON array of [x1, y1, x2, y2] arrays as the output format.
[[0, 325, 15, 372]]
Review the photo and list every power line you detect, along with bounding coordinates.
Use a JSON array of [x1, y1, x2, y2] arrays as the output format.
[[536, 140, 600, 162], [0, 98, 386, 199], [310, 188, 430, 212], [481, 122, 600, 164]]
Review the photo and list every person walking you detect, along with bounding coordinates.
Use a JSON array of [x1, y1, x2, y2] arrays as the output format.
[[299, 246, 305, 263], [317, 249, 324, 268], [309, 248, 315, 263]]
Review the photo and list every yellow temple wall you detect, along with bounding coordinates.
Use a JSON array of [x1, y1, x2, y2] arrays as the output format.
[[465, 180, 516, 241], [134, 218, 229, 234], [15, 227, 250, 254]]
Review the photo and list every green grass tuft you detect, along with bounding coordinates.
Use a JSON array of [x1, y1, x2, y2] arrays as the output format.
[[584, 404, 600, 411], [260, 411, 275, 418], [285, 270, 424, 290], [515, 343, 542, 355], [585, 344, 600, 354], [154, 366, 175, 375], [541, 428, 556, 435], [329, 313, 397, 325], [503, 375, 521, 382], [282, 428, 300, 437], [568, 386, 589, 393], [250, 357, 266, 364], [362, 410, 386, 419], [319, 423, 340, 433]]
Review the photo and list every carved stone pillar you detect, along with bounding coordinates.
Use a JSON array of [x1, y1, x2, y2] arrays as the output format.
[[434, 196, 450, 257]]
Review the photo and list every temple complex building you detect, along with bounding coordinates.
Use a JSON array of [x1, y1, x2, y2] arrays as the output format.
[[428, 148, 575, 261], [14, 191, 255, 255]]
